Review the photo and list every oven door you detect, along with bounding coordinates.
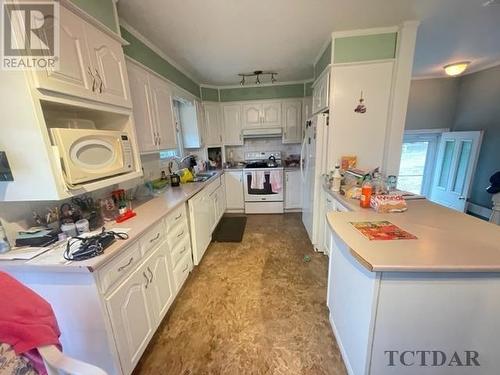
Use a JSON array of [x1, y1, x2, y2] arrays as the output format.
[[243, 170, 284, 202], [51, 128, 131, 184]]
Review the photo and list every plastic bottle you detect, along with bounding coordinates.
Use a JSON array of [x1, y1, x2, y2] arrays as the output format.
[[331, 165, 342, 192], [360, 177, 373, 208], [0, 222, 11, 253]]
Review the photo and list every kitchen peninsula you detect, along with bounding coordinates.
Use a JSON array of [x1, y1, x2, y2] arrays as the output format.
[[325, 199, 500, 375]]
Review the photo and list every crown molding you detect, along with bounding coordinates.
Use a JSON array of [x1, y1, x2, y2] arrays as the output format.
[[313, 37, 333, 67], [119, 18, 201, 85]]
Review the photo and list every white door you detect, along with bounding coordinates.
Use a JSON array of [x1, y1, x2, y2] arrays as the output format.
[[86, 24, 131, 108], [225, 171, 244, 210], [285, 170, 303, 209], [105, 265, 154, 375], [282, 100, 302, 144], [222, 104, 243, 145], [150, 75, 177, 150], [261, 101, 282, 127], [430, 131, 483, 212], [204, 103, 223, 146], [127, 62, 157, 152], [146, 245, 174, 324], [33, 6, 93, 100], [242, 103, 262, 128]]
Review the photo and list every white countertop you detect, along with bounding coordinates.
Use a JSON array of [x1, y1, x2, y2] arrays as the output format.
[[0, 172, 224, 273], [327, 199, 500, 273]]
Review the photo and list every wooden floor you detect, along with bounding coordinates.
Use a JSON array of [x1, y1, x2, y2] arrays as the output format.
[[133, 213, 347, 375]]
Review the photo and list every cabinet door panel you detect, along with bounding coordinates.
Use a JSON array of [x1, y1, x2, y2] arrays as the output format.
[[204, 103, 222, 146], [285, 170, 303, 209], [34, 6, 93, 99], [106, 266, 153, 375], [242, 103, 262, 128], [261, 101, 281, 127], [283, 100, 302, 144], [225, 171, 244, 209], [222, 104, 243, 145], [127, 62, 156, 152], [147, 245, 174, 323], [86, 25, 131, 108], [150, 76, 177, 150]]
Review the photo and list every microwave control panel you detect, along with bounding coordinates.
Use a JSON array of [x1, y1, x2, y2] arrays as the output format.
[[120, 134, 134, 171]]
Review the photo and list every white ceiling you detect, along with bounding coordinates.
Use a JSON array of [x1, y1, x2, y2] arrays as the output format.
[[117, 0, 500, 85]]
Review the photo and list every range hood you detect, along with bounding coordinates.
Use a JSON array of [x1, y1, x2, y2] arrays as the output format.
[[242, 127, 282, 139]]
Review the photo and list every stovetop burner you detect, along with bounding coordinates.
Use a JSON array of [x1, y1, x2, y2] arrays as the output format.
[[245, 162, 279, 169]]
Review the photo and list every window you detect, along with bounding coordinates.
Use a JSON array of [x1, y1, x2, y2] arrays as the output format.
[[398, 131, 440, 196]]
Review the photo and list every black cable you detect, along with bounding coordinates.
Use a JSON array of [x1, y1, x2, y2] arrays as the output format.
[[63, 228, 129, 261]]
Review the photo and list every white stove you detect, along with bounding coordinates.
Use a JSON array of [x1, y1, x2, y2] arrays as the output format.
[[243, 152, 284, 214]]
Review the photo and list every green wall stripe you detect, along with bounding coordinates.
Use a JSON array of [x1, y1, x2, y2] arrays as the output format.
[[314, 42, 332, 79], [201, 87, 219, 101], [333, 33, 397, 64], [220, 84, 305, 102], [69, 0, 118, 33], [120, 27, 200, 98], [305, 81, 313, 97]]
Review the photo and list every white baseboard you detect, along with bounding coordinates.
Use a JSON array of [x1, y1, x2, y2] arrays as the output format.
[[467, 202, 492, 219]]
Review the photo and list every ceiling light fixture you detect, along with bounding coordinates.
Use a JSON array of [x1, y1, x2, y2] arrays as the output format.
[[444, 61, 470, 76], [482, 0, 500, 6], [237, 70, 278, 86]]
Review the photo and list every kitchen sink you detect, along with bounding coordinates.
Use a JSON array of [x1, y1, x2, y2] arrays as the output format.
[[190, 171, 217, 183]]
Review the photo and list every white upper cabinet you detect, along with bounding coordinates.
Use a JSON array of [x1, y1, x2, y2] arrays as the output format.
[[312, 70, 330, 114], [149, 74, 177, 151], [127, 62, 156, 152], [179, 100, 203, 149], [203, 102, 223, 146], [222, 104, 243, 145], [242, 103, 262, 128], [261, 101, 282, 127], [34, 6, 93, 100], [85, 24, 131, 108], [242, 101, 281, 128], [282, 100, 302, 144], [32, 5, 131, 108]]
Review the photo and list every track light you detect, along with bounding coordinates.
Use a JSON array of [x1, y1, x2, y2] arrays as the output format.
[[237, 70, 277, 86], [255, 75, 261, 84]]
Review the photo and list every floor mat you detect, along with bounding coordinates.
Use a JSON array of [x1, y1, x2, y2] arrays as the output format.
[[212, 216, 247, 242]]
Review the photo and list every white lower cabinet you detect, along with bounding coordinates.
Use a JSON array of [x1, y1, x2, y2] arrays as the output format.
[[285, 170, 303, 210], [146, 244, 175, 322], [105, 261, 155, 375], [225, 171, 244, 210]]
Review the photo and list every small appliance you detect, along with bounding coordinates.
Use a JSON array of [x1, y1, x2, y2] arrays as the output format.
[[50, 128, 134, 186]]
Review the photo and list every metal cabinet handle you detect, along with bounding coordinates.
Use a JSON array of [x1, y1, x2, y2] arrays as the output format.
[[175, 213, 182, 220], [182, 264, 188, 272], [95, 68, 103, 93], [147, 266, 153, 283], [118, 257, 133, 272], [180, 246, 186, 254], [177, 230, 184, 238], [149, 233, 160, 243], [143, 271, 149, 289], [87, 67, 96, 92], [459, 196, 466, 200]]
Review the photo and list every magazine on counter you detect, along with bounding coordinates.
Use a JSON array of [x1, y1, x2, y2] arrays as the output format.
[[350, 221, 417, 241]]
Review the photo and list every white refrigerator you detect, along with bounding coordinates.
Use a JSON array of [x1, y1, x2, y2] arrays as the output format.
[[301, 113, 329, 249]]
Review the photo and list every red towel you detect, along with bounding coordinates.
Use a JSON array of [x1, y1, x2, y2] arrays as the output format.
[[0, 272, 61, 373]]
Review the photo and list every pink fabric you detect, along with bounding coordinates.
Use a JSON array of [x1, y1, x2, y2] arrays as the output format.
[[0, 272, 61, 375], [270, 170, 283, 193]]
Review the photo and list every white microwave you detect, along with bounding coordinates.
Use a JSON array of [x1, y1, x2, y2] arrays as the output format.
[[51, 128, 134, 185]]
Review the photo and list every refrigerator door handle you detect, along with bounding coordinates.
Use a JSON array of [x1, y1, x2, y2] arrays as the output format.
[[300, 135, 307, 182]]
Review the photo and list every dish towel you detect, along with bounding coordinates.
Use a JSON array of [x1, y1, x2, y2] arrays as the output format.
[[250, 171, 265, 189], [270, 170, 283, 193], [0, 272, 61, 375]]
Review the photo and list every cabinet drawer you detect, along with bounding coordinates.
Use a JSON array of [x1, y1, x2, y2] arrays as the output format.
[[98, 242, 142, 294], [140, 220, 166, 256], [173, 252, 192, 290], [167, 220, 189, 245], [165, 204, 186, 232], [171, 236, 191, 268]]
